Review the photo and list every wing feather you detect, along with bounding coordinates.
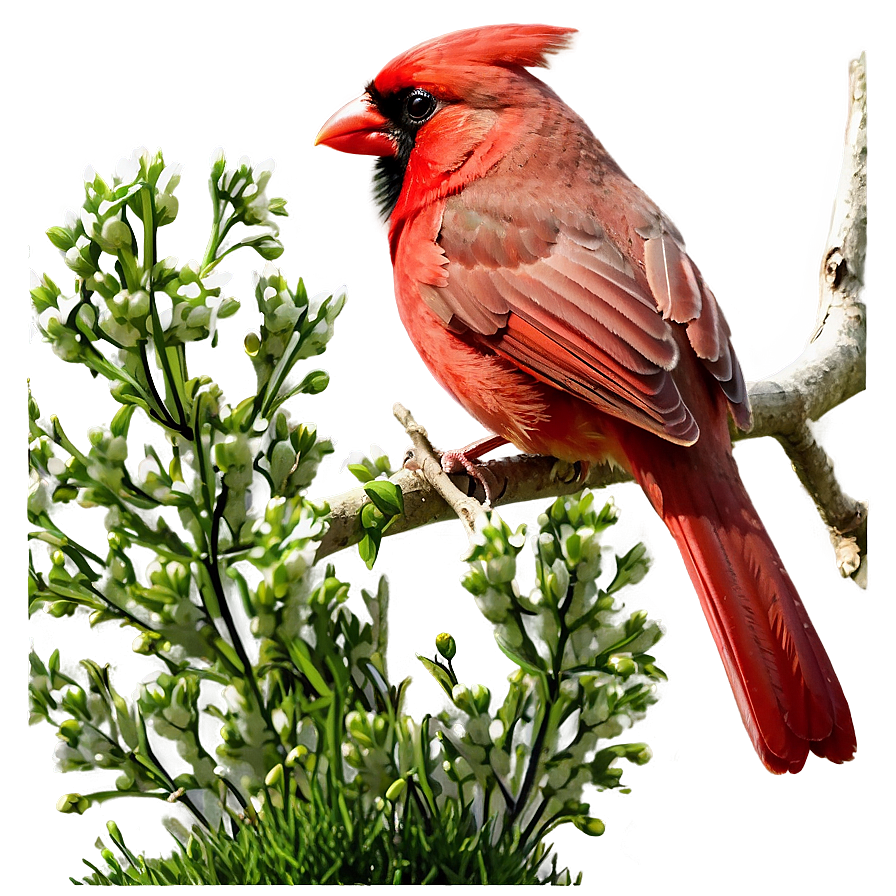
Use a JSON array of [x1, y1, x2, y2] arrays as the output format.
[[419, 191, 750, 441], [500, 312, 698, 441]]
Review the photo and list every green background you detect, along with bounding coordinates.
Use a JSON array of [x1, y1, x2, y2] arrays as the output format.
[[0, 0, 894, 893]]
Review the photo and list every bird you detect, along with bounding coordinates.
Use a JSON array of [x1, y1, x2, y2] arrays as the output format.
[[315, 23, 855, 773]]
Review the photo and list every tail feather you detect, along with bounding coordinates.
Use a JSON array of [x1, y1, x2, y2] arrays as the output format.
[[625, 433, 855, 773]]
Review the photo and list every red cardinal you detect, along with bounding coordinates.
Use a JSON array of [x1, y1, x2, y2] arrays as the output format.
[[316, 24, 855, 773]]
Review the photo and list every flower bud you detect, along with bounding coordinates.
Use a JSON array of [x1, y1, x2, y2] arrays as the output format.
[[608, 655, 636, 678], [56, 792, 89, 814], [52, 484, 79, 503], [58, 719, 82, 747], [573, 816, 606, 837], [451, 682, 489, 716], [220, 724, 244, 747], [486, 554, 516, 585], [451, 684, 475, 715], [385, 777, 407, 802], [253, 163, 274, 189], [100, 218, 131, 250], [264, 763, 284, 788], [63, 685, 88, 715], [435, 632, 456, 660], [471, 684, 491, 715], [158, 164, 183, 195], [211, 150, 226, 180], [244, 332, 260, 356], [46, 226, 77, 251], [285, 744, 308, 767], [132, 631, 158, 655]]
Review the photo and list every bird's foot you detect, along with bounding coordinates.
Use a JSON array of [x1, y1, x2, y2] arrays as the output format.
[[553, 458, 590, 487], [439, 435, 508, 505], [441, 451, 500, 505]]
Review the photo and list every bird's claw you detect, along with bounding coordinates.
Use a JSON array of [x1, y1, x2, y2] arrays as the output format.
[[554, 458, 590, 486], [440, 449, 501, 505]]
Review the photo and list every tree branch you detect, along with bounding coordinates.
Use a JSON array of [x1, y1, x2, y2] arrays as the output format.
[[313, 56, 867, 584], [751, 53, 867, 585]]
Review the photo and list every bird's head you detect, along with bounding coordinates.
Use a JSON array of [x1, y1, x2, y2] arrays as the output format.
[[315, 24, 576, 220]]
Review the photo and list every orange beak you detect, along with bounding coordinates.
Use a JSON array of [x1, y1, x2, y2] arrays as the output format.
[[315, 95, 396, 157]]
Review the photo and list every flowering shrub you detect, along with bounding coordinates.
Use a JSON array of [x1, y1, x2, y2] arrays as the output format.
[[28, 150, 663, 884]]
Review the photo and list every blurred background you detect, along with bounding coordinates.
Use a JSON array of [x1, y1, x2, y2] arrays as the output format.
[[0, 0, 894, 893]]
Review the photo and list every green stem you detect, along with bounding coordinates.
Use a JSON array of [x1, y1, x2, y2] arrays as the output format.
[[327, 690, 344, 786], [489, 759, 515, 814], [75, 719, 177, 809], [411, 716, 438, 816], [138, 341, 183, 433], [119, 468, 162, 507], [202, 205, 222, 270], [151, 343, 188, 433], [261, 330, 303, 418], [191, 392, 215, 524], [219, 773, 250, 813], [68, 346, 151, 423], [205, 485, 272, 735], [508, 675, 553, 824], [406, 778, 432, 835], [116, 245, 141, 292], [84, 582, 159, 632], [510, 571, 581, 827], [520, 796, 549, 849], [161, 340, 190, 432], [141, 187, 191, 437], [140, 187, 154, 272], [57, 544, 103, 582]]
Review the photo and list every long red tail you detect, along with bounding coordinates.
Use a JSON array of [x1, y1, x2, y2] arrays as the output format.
[[618, 425, 856, 773]]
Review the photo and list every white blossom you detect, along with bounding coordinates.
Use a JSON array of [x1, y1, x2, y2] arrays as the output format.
[[156, 159, 187, 193]]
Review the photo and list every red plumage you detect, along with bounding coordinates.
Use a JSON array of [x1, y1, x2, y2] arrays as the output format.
[[316, 24, 855, 772]]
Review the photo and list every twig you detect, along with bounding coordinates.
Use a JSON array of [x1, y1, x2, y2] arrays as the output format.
[[392, 403, 490, 536], [312, 56, 867, 583]]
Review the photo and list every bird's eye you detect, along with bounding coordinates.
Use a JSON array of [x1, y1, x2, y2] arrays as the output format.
[[404, 89, 437, 124]]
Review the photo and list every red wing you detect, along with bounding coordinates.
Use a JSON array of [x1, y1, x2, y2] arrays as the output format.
[[418, 192, 750, 443]]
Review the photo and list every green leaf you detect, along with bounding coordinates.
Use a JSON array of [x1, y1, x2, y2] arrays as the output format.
[[287, 640, 332, 699], [607, 543, 650, 593], [300, 695, 332, 715], [417, 655, 455, 698], [360, 501, 383, 529], [110, 404, 137, 438], [358, 531, 380, 570], [363, 480, 404, 518], [212, 638, 246, 672], [31, 284, 60, 314], [493, 629, 545, 674], [229, 395, 258, 430], [347, 463, 374, 483], [640, 659, 667, 681]]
